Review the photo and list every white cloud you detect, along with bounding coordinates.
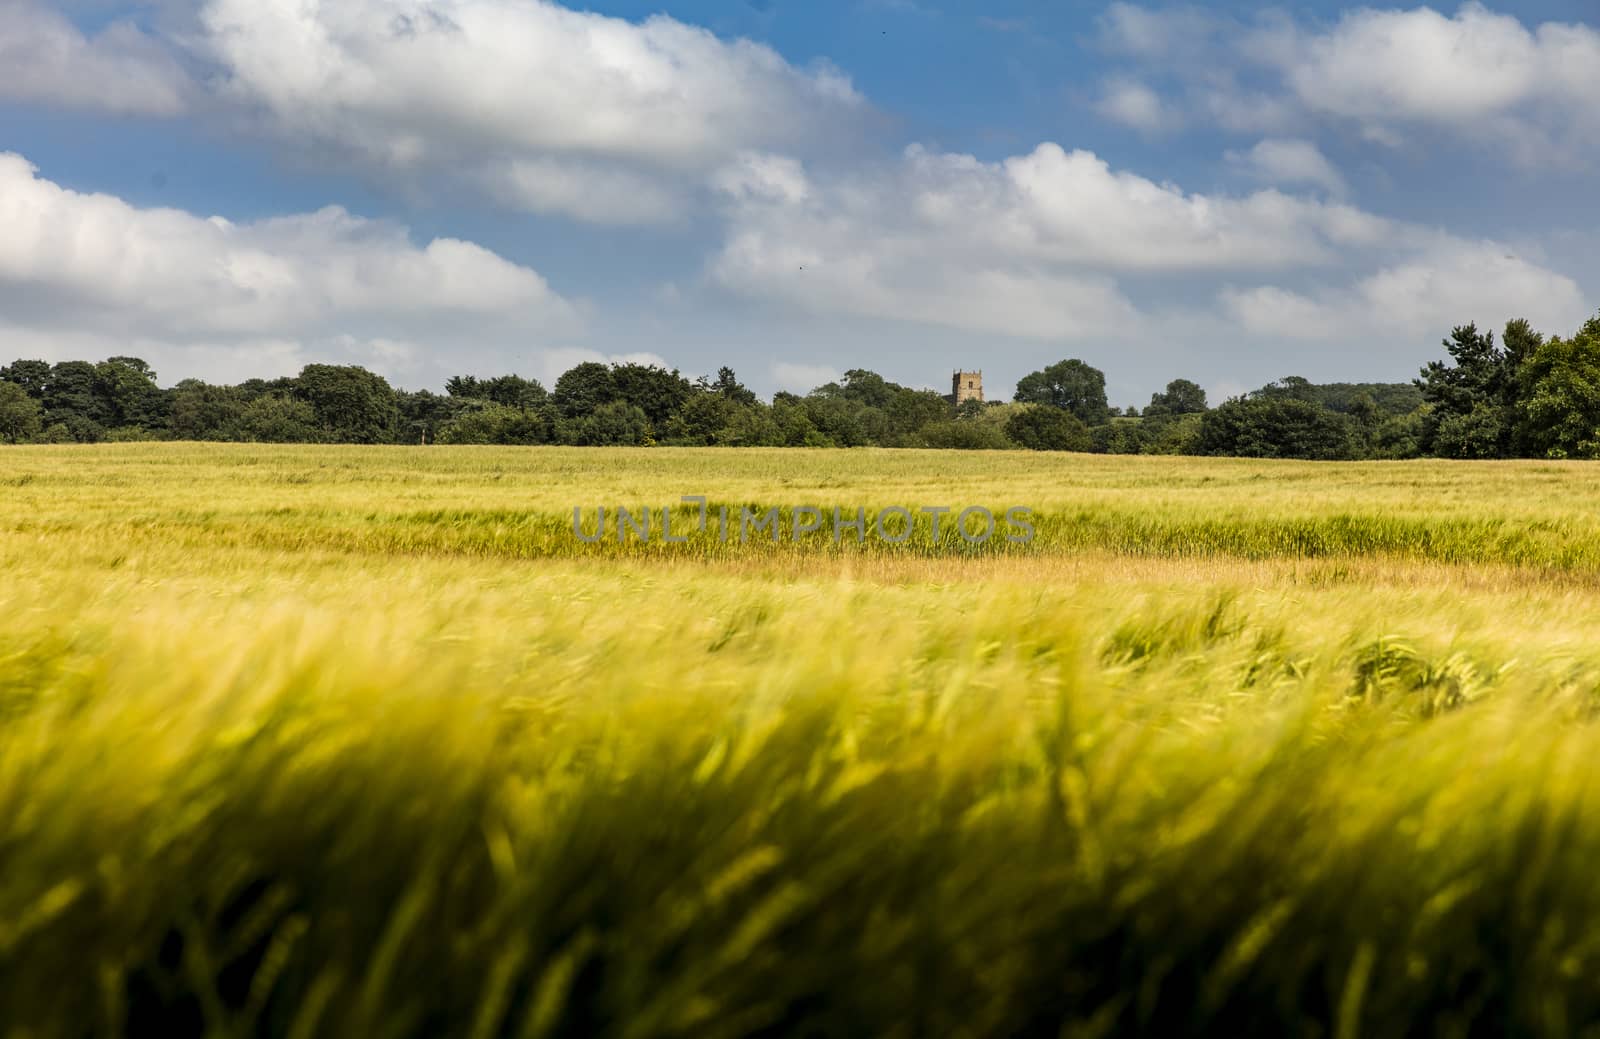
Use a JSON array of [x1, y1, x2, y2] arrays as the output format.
[[0, 152, 580, 384], [192, 0, 865, 224], [1097, 2, 1218, 59], [713, 152, 812, 206], [1098, 4, 1600, 164], [1225, 139, 1348, 196], [0, 0, 189, 115], [1094, 78, 1172, 132], [0, 0, 870, 225], [709, 139, 1586, 354], [1277, 5, 1549, 123], [1222, 242, 1588, 343], [709, 142, 1414, 341]]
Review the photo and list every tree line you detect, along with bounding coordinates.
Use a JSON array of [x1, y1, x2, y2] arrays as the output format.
[[2, 312, 1598, 458]]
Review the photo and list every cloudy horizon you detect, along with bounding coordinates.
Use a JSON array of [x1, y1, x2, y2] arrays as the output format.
[[2, 0, 1597, 407]]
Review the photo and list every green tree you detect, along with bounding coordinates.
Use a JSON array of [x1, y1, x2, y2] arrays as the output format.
[[1013, 359, 1111, 425], [718, 402, 782, 446], [772, 399, 827, 447], [446, 374, 547, 411], [712, 367, 758, 406], [1089, 418, 1150, 455], [837, 370, 897, 410], [1197, 395, 1356, 460], [1415, 323, 1516, 457], [0, 360, 51, 399], [1432, 404, 1508, 459], [1502, 317, 1544, 372], [238, 394, 321, 443], [95, 357, 168, 432], [552, 363, 619, 419], [294, 365, 397, 444], [885, 389, 952, 445], [436, 402, 549, 445], [169, 380, 247, 441], [1255, 376, 1318, 403], [1005, 404, 1091, 451], [0, 382, 43, 443], [572, 401, 652, 446], [802, 394, 872, 447], [1145, 412, 1205, 455], [1146, 379, 1208, 417], [444, 375, 485, 399], [1514, 315, 1600, 459], [397, 390, 457, 445], [43, 361, 107, 440], [610, 364, 692, 430], [665, 392, 738, 446], [954, 398, 988, 422]]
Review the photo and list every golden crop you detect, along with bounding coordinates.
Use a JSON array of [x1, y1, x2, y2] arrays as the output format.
[[3, 444, 1600, 1037]]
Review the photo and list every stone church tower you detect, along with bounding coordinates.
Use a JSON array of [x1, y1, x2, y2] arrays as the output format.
[[949, 370, 984, 405]]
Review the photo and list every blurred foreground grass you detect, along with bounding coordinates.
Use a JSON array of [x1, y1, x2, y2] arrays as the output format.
[[5, 445, 1600, 1036]]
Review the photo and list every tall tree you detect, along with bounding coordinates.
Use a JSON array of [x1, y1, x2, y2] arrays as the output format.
[[1197, 394, 1356, 460], [838, 370, 897, 410], [169, 380, 246, 441], [1514, 315, 1600, 459], [713, 367, 758, 406], [95, 357, 167, 430], [573, 401, 651, 446], [1415, 323, 1514, 458], [1013, 359, 1111, 425], [43, 361, 107, 441], [294, 365, 397, 444], [0, 382, 43, 443], [238, 394, 321, 443], [0, 360, 51, 399], [1146, 379, 1208, 416], [397, 390, 458, 445], [609, 364, 692, 429], [552, 362, 618, 419]]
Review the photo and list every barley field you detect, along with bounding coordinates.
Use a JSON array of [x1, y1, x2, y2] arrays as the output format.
[[6, 444, 1600, 1037]]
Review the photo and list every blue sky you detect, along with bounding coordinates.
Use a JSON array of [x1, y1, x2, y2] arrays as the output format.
[[2, 0, 1597, 406]]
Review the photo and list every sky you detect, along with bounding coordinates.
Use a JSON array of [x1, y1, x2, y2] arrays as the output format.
[[2, 0, 1598, 406]]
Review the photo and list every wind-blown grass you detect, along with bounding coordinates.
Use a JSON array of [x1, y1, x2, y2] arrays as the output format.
[[4, 444, 1600, 1036]]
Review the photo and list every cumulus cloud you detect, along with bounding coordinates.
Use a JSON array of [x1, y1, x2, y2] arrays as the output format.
[[1221, 242, 1588, 343], [1225, 139, 1348, 196], [191, 0, 865, 223], [0, 0, 190, 115], [708, 141, 1583, 351], [1272, 5, 1584, 126], [1096, 3, 1600, 164], [0, 152, 580, 383], [1, 0, 868, 225], [709, 142, 1409, 340]]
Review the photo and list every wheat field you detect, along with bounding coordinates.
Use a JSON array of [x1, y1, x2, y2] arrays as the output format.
[[5, 444, 1600, 1037]]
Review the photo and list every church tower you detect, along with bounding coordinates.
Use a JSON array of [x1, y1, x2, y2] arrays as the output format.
[[950, 370, 984, 405]]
